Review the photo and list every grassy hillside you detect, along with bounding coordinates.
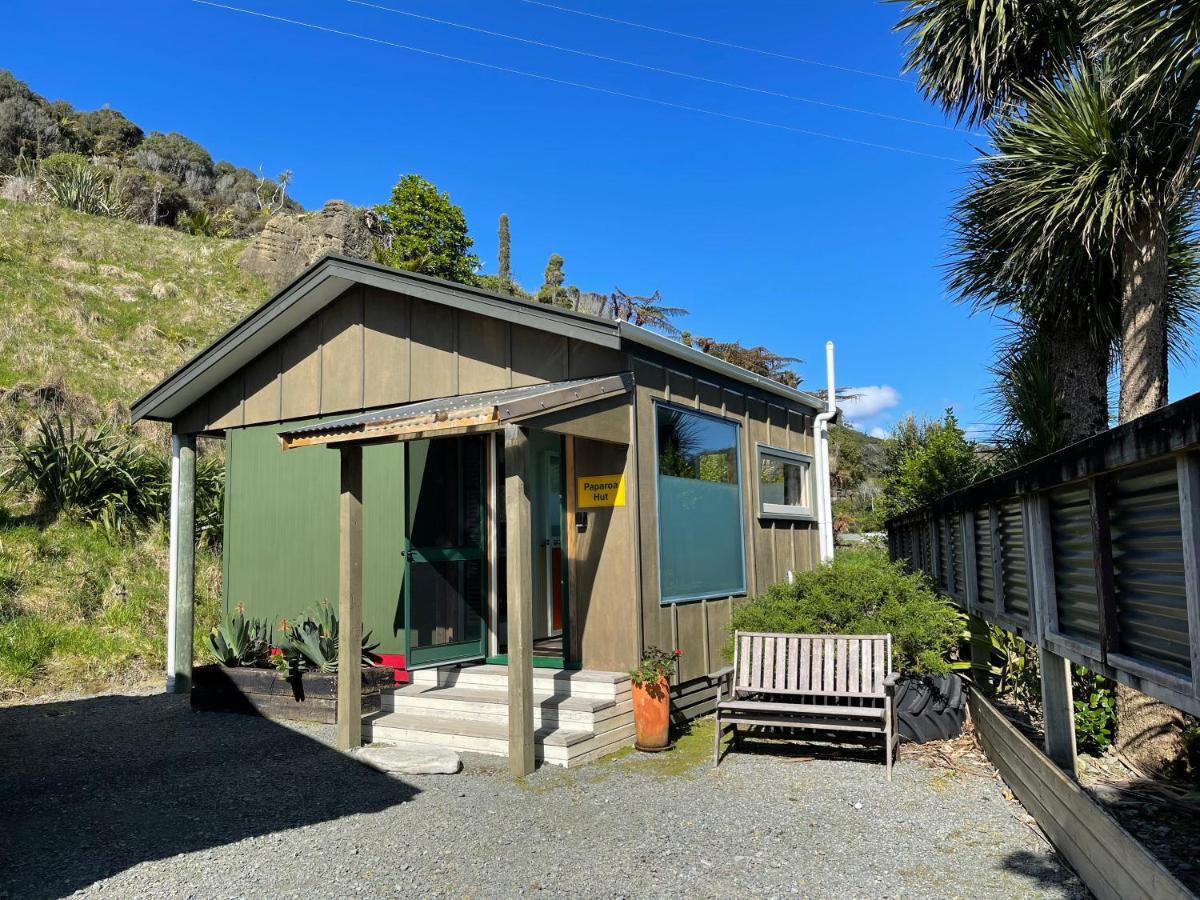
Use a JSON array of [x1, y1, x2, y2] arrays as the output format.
[[0, 199, 266, 406], [0, 200, 268, 701]]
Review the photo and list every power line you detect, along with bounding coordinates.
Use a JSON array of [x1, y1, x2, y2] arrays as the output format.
[[519, 0, 910, 84], [347, 0, 965, 134], [190, 1, 970, 164]]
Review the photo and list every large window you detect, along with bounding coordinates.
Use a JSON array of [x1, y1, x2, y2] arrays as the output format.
[[655, 403, 746, 603], [757, 445, 814, 520]]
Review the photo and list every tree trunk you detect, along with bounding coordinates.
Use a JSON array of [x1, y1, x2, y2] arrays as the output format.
[[1114, 208, 1187, 775], [1118, 211, 1169, 419], [1047, 322, 1109, 445]]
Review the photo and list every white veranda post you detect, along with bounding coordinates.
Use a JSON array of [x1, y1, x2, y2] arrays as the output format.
[[166, 432, 196, 693]]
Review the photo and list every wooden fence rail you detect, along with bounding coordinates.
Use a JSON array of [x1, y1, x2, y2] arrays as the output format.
[[969, 687, 1195, 900], [886, 392, 1200, 721]]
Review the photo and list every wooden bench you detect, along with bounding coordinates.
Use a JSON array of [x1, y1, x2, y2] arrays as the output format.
[[714, 632, 900, 779]]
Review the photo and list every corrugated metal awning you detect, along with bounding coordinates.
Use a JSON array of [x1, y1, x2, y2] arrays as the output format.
[[279, 372, 634, 450]]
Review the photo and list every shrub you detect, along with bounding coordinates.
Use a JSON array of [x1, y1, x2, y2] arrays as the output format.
[[2, 414, 225, 545], [38, 154, 125, 217], [112, 166, 190, 226], [3, 415, 143, 520], [727, 547, 964, 675]]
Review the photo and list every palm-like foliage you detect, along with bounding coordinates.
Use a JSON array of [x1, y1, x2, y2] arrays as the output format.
[[989, 326, 1067, 465], [948, 63, 1200, 389], [949, 64, 1200, 340], [892, 0, 1085, 125], [604, 288, 688, 338]]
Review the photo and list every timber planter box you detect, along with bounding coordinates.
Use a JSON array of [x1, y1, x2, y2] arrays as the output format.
[[191, 664, 395, 724]]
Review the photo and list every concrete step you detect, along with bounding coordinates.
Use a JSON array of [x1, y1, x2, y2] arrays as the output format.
[[382, 684, 631, 729], [364, 710, 635, 768], [410, 664, 631, 701]]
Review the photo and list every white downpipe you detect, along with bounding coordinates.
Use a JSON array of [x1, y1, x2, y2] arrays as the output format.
[[165, 434, 182, 691], [814, 341, 836, 563]]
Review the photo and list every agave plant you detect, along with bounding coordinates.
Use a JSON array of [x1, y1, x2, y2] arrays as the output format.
[[205, 605, 271, 668], [278, 601, 381, 674]]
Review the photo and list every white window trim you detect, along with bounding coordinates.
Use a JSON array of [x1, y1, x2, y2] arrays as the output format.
[[756, 443, 816, 521]]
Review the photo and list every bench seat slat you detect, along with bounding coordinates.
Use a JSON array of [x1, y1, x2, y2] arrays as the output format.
[[717, 699, 885, 719], [716, 715, 886, 734]]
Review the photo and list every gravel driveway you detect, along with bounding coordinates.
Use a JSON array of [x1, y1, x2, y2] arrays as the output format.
[[0, 690, 1086, 899]]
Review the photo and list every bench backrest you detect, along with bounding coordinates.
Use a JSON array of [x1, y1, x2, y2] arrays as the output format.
[[731, 632, 893, 698]]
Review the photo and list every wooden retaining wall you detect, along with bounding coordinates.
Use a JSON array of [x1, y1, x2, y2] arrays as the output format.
[[969, 688, 1194, 900]]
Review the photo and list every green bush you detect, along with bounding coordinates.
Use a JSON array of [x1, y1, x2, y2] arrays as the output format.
[[38, 153, 125, 218], [727, 547, 965, 675], [3, 413, 224, 545]]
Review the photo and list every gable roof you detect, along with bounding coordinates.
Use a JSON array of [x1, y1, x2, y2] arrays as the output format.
[[131, 254, 823, 423]]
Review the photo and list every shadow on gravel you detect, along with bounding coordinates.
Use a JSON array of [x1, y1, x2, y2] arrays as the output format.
[[1001, 850, 1087, 898], [0, 692, 419, 899]]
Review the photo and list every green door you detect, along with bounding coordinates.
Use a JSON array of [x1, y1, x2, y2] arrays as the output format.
[[403, 435, 487, 669]]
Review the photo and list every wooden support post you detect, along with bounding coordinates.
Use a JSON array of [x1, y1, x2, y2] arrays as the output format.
[[167, 433, 196, 694], [337, 445, 364, 752], [504, 425, 536, 776], [1040, 645, 1078, 774]]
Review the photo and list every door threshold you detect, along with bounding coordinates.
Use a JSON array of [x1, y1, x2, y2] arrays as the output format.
[[486, 653, 581, 670]]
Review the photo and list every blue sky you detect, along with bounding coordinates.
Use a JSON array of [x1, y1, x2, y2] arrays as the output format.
[[5, 1, 1197, 437]]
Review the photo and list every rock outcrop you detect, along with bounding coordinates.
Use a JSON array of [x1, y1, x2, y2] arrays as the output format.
[[237, 200, 380, 290]]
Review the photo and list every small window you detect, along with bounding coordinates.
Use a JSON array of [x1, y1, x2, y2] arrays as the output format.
[[757, 445, 814, 519], [655, 403, 746, 603]]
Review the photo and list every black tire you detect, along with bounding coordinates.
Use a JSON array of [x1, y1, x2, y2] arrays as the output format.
[[895, 674, 966, 743]]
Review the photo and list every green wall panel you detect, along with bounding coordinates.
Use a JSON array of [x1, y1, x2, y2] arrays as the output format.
[[223, 421, 407, 653]]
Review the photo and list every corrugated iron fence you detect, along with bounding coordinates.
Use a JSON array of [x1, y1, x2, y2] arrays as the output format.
[[886, 394, 1200, 719]]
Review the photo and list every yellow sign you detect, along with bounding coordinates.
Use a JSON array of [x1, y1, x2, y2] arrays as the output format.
[[577, 474, 626, 508]]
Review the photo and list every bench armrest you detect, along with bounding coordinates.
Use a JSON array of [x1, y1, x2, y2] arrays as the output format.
[[883, 673, 901, 692], [712, 665, 735, 703]]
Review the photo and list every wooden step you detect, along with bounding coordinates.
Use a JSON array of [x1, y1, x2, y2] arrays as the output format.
[[364, 711, 635, 767], [410, 665, 631, 700], [382, 684, 631, 728]]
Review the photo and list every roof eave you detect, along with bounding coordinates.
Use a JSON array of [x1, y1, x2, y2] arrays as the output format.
[[617, 323, 828, 412]]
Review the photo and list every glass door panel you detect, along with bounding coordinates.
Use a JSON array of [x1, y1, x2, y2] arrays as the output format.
[[404, 436, 488, 669]]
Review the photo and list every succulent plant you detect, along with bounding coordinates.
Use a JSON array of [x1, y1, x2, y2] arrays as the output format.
[[205, 605, 271, 667], [278, 600, 381, 674]]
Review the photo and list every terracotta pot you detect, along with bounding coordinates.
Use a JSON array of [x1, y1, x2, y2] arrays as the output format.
[[632, 675, 671, 750]]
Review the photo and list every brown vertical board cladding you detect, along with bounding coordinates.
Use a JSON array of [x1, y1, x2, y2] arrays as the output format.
[[631, 350, 819, 694], [458, 310, 510, 394], [511, 325, 568, 386], [243, 345, 282, 424], [571, 437, 639, 671], [568, 337, 618, 379], [208, 373, 245, 430], [177, 285, 629, 433], [634, 359, 666, 653], [320, 287, 365, 414], [363, 287, 409, 407], [280, 316, 323, 421], [409, 301, 457, 401]]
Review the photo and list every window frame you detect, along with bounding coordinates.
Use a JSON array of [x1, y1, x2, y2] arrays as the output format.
[[651, 400, 747, 605], [755, 443, 816, 521]]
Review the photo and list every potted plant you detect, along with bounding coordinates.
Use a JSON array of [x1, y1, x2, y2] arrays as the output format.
[[630, 647, 681, 751]]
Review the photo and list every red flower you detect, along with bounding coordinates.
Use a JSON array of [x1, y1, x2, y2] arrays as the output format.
[[674, 648, 683, 657], [269, 647, 282, 657]]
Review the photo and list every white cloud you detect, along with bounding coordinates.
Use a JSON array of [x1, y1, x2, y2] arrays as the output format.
[[840, 385, 901, 422], [869, 426, 889, 439]]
